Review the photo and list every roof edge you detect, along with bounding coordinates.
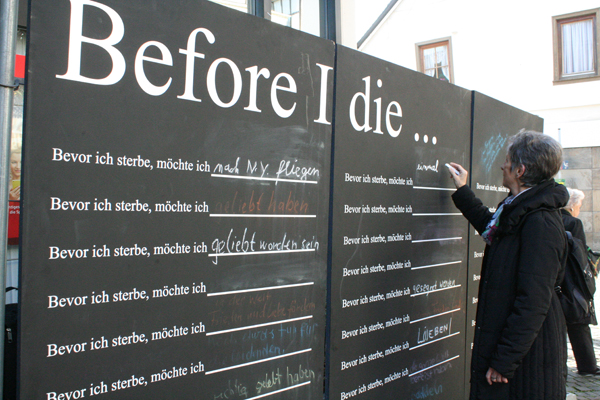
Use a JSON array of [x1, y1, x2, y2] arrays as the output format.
[[357, 0, 400, 49]]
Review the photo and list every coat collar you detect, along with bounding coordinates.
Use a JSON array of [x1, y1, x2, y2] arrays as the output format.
[[497, 180, 568, 235], [560, 208, 572, 217]]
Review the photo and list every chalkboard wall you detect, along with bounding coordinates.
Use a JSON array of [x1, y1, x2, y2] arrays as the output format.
[[463, 92, 543, 397], [21, 1, 333, 399], [19, 2, 546, 399], [328, 46, 472, 400]]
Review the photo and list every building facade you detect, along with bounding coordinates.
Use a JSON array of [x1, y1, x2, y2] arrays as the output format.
[[356, 0, 600, 149], [354, 0, 600, 247]]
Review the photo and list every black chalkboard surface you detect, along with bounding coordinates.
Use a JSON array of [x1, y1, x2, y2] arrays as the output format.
[[463, 92, 543, 397], [21, 1, 333, 398], [329, 46, 471, 400]]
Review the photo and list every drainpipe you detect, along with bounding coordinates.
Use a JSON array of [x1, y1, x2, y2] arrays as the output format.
[[0, 0, 19, 397]]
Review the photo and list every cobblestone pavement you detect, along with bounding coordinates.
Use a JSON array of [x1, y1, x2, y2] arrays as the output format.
[[566, 289, 600, 400]]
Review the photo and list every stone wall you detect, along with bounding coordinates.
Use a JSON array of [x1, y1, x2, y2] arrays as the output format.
[[557, 147, 600, 251]]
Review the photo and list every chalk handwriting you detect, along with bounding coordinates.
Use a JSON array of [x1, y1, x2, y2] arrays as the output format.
[[213, 379, 248, 400], [416, 317, 452, 344], [416, 160, 439, 173], [481, 133, 507, 173]]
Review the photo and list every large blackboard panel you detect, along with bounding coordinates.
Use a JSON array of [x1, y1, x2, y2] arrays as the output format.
[[464, 91, 543, 396], [329, 46, 471, 400], [21, 1, 333, 399]]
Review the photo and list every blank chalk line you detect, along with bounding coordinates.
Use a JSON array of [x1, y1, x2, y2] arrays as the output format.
[[206, 316, 313, 336], [410, 332, 461, 351], [205, 348, 312, 375], [210, 214, 316, 218], [411, 261, 462, 270], [412, 213, 462, 216], [211, 173, 318, 184], [245, 381, 312, 400], [411, 237, 462, 243], [410, 308, 462, 324], [410, 285, 462, 297], [208, 249, 316, 258], [409, 355, 460, 377], [412, 186, 456, 191], [208, 282, 315, 297]]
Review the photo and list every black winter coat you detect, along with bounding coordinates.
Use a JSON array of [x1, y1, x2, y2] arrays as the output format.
[[452, 180, 568, 400], [560, 209, 586, 245]]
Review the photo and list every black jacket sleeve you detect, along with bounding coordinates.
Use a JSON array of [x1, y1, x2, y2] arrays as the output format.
[[451, 185, 494, 234]]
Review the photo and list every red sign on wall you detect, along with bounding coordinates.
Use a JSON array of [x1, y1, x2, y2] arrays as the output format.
[[7, 204, 19, 244], [15, 54, 25, 79]]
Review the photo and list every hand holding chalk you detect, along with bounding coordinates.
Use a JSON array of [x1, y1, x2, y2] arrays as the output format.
[[445, 163, 459, 176], [446, 162, 468, 189]]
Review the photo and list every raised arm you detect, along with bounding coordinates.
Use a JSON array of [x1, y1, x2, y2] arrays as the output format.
[[448, 162, 494, 234]]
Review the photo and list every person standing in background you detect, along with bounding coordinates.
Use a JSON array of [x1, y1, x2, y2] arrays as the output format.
[[562, 187, 599, 376]]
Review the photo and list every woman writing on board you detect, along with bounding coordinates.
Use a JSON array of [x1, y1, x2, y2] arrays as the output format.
[[448, 130, 568, 399]]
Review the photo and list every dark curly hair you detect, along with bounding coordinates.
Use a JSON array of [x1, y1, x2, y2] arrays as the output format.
[[507, 130, 562, 187]]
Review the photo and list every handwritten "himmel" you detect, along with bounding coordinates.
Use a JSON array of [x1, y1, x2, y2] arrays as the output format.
[[417, 160, 439, 173]]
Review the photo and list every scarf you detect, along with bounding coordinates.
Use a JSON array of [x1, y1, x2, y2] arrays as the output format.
[[481, 203, 504, 245], [481, 187, 531, 245]]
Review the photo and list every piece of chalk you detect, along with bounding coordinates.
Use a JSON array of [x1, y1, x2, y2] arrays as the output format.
[[445, 163, 460, 175]]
